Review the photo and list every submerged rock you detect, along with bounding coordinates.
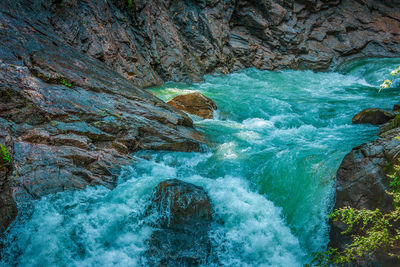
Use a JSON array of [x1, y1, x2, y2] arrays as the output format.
[[167, 93, 217, 119], [352, 108, 395, 125], [147, 179, 213, 266]]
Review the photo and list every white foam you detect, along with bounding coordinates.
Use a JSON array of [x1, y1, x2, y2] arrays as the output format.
[[242, 118, 274, 130], [216, 142, 239, 160], [1, 154, 305, 267]]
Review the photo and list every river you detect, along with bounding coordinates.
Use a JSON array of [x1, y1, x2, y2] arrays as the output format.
[[1, 58, 399, 266]]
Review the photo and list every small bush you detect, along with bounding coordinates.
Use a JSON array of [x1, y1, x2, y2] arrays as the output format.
[[0, 144, 11, 168], [60, 78, 72, 87]]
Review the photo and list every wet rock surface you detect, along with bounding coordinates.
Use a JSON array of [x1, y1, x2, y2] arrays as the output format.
[[167, 92, 218, 119], [0, 52, 204, 204], [352, 108, 395, 125], [330, 105, 400, 266], [147, 179, 213, 266]]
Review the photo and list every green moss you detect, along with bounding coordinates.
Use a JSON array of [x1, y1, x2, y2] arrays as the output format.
[[380, 114, 400, 133], [60, 78, 72, 87], [0, 144, 11, 169]]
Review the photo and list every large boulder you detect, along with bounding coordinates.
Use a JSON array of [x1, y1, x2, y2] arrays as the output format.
[[146, 179, 213, 266], [167, 93, 217, 119], [352, 108, 395, 125]]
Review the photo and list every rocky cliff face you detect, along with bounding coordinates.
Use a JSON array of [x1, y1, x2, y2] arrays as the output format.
[[5, 0, 400, 88], [1, 0, 400, 243]]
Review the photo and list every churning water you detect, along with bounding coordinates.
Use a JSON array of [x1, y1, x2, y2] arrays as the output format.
[[2, 58, 400, 266]]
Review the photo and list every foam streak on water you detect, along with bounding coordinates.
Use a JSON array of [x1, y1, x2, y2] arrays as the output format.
[[2, 58, 400, 266]]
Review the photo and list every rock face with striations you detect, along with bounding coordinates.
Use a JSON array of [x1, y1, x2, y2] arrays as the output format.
[[2, 0, 399, 88], [167, 92, 218, 119], [146, 179, 213, 266]]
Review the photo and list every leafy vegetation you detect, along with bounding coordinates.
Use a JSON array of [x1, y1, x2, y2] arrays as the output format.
[[389, 159, 400, 191], [309, 188, 400, 266], [380, 114, 400, 133], [0, 144, 11, 169], [60, 78, 72, 87]]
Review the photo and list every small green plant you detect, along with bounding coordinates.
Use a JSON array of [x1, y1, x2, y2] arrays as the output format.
[[60, 78, 72, 87], [328, 201, 400, 263], [389, 159, 400, 191], [0, 144, 11, 168], [128, 0, 134, 8]]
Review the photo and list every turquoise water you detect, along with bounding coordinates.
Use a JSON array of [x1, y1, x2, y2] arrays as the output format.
[[2, 58, 400, 266]]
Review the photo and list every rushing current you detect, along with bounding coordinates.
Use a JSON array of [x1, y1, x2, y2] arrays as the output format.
[[1, 58, 400, 266]]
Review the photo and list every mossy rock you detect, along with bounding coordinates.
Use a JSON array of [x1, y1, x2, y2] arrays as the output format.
[[352, 108, 395, 125], [380, 114, 400, 133]]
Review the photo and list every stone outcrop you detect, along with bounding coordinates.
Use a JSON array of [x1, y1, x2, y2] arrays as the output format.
[[146, 179, 213, 265], [167, 92, 218, 119], [0, 52, 204, 204], [352, 108, 395, 125], [330, 104, 400, 266]]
